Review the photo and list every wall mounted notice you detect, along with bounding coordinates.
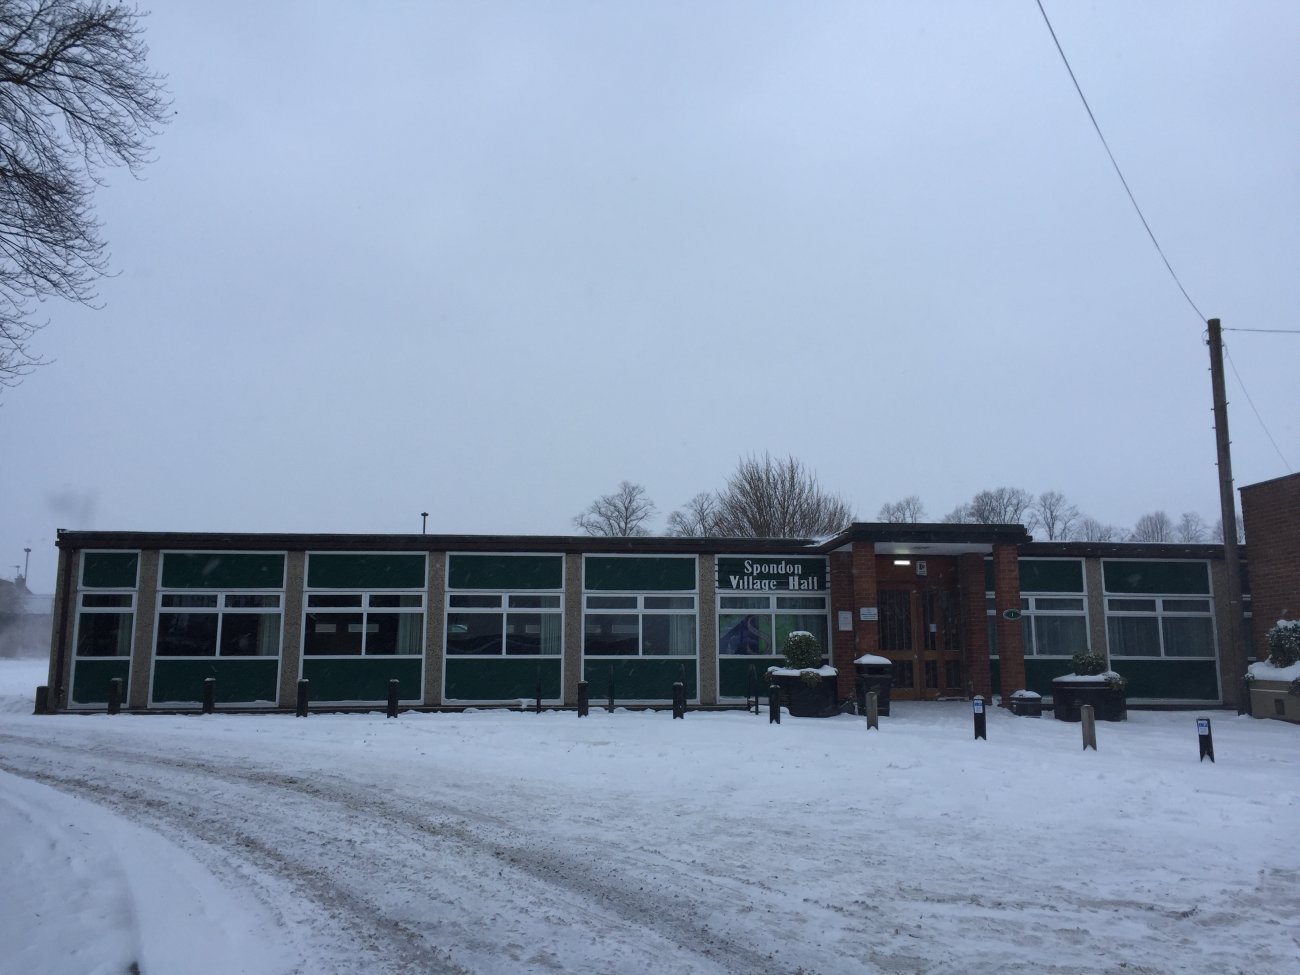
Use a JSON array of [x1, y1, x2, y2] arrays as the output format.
[[838, 610, 853, 631]]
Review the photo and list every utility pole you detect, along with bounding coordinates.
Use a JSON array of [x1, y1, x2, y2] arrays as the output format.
[[1207, 318, 1249, 712]]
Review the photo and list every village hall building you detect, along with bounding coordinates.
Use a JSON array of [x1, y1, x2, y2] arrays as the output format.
[[42, 522, 1250, 714]]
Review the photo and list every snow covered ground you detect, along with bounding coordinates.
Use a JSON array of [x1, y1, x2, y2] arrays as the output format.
[[1, 656, 1297, 975]]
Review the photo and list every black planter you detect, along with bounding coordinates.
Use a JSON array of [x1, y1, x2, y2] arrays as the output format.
[[853, 664, 893, 716], [1051, 677, 1127, 722], [771, 673, 839, 718], [1009, 694, 1042, 718]]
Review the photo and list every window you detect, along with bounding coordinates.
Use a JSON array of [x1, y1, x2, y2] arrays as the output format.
[[585, 594, 696, 656], [1106, 596, 1215, 658], [446, 593, 561, 656], [156, 592, 282, 657], [719, 594, 829, 657], [74, 552, 139, 658], [1021, 596, 1088, 656], [304, 592, 424, 656]]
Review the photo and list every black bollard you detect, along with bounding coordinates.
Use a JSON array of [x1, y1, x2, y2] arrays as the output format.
[[1197, 717, 1215, 763], [387, 679, 399, 719], [607, 664, 615, 713], [34, 685, 48, 715], [747, 665, 759, 715], [107, 677, 122, 715], [535, 668, 542, 714], [855, 675, 867, 715], [202, 677, 216, 715], [768, 683, 781, 724], [973, 695, 987, 740], [296, 678, 309, 717], [672, 681, 685, 719], [577, 680, 589, 717]]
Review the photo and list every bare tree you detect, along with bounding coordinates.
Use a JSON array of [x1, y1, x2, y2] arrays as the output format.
[[942, 503, 972, 524], [0, 0, 170, 389], [573, 481, 656, 536], [1130, 511, 1174, 543], [665, 492, 719, 536], [1175, 511, 1207, 543], [1079, 517, 1124, 542], [1212, 514, 1245, 544], [1029, 490, 1080, 540], [877, 495, 926, 523], [709, 453, 853, 538]]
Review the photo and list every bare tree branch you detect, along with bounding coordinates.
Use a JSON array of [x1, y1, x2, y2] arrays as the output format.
[[1130, 511, 1174, 543], [708, 453, 853, 538], [573, 481, 656, 536], [877, 495, 925, 523], [1030, 490, 1080, 540], [665, 492, 719, 536]]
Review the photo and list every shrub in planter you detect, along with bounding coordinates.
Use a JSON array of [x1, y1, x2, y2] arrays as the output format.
[[1053, 649, 1127, 722], [784, 630, 824, 687], [767, 631, 838, 716], [1071, 650, 1107, 676], [1266, 620, 1300, 668]]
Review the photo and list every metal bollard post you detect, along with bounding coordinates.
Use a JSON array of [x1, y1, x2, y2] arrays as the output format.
[[1081, 704, 1097, 750], [747, 665, 758, 715], [107, 677, 122, 715], [535, 668, 543, 714], [34, 685, 48, 715], [577, 680, 589, 717], [387, 679, 399, 719], [973, 695, 987, 740], [296, 678, 309, 717], [607, 664, 615, 713], [768, 683, 781, 724], [1197, 717, 1215, 763], [672, 681, 685, 719], [202, 677, 216, 715], [856, 675, 867, 715], [865, 690, 879, 730]]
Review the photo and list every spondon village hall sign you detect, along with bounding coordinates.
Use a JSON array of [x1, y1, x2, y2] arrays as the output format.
[[716, 556, 827, 592]]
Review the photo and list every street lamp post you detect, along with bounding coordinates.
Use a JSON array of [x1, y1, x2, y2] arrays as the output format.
[[420, 512, 428, 535]]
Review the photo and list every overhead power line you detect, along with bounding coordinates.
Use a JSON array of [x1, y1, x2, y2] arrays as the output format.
[[1223, 343, 1294, 472], [1033, 0, 1206, 323], [1223, 327, 1300, 334]]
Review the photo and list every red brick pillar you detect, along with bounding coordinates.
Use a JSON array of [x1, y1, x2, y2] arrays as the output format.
[[839, 542, 879, 700], [992, 542, 1025, 704], [958, 553, 992, 701], [830, 551, 856, 699]]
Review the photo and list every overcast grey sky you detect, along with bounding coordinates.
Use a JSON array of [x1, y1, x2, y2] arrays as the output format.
[[3, 1, 1297, 591]]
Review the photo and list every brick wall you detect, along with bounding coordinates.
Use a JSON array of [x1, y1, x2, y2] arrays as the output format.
[[1241, 472, 1300, 655]]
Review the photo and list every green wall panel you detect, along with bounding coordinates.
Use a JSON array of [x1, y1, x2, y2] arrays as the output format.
[[719, 657, 784, 698], [71, 658, 130, 706], [152, 659, 278, 705], [162, 553, 285, 589], [444, 658, 562, 701], [301, 657, 424, 702], [585, 557, 695, 592], [1111, 659, 1219, 700], [308, 553, 426, 589], [1019, 559, 1084, 594], [1023, 658, 1075, 696], [82, 551, 139, 588], [447, 554, 563, 590], [1103, 560, 1210, 595], [583, 658, 698, 701]]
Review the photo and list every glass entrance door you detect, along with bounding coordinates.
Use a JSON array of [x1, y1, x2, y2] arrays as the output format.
[[878, 586, 964, 700]]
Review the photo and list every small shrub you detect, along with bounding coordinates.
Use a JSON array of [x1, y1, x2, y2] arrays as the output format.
[[783, 630, 823, 671], [1265, 620, 1300, 668], [1071, 650, 1108, 676]]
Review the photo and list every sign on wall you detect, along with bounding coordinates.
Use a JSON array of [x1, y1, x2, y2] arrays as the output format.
[[716, 557, 827, 592]]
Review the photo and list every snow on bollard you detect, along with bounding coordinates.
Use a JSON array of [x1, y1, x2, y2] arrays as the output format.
[[768, 683, 781, 724], [202, 677, 216, 715], [864, 690, 879, 731], [1081, 704, 1097, 750], [1197, 717, 1215, 763], [973, 695, 986, 741]]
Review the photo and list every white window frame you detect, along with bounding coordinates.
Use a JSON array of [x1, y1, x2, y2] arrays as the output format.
[[303, 590, 427, 658], [444, 590, 563, 658], [153, 590, 285, 659], [1105, 594, 1217, 659], [581, 553, 698, 659]]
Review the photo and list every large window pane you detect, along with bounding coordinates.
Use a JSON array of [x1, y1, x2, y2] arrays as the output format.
[[505, 613, 561, 655], [643, 614, 695, 656], [304, 612, 364, 655], [220, 613, 280, 657], [719, 614, 773, 655], [1033, 615, 1088, 656], [365, 612, 422, 655], [776, 614, 828, 655], [1108, 616, 1160, 657], [76, 613, 132, 657], [446, 613, 503, 655], [156, 612, 218, 656], [1162, 617, 1215, 657], [584, 614, 640, 655]]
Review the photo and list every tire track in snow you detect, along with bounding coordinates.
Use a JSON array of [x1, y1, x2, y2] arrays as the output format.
[[0, 733, 796, 975]]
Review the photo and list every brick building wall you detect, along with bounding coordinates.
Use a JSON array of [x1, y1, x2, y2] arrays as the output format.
[[1241, 472, 1300, 654]]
